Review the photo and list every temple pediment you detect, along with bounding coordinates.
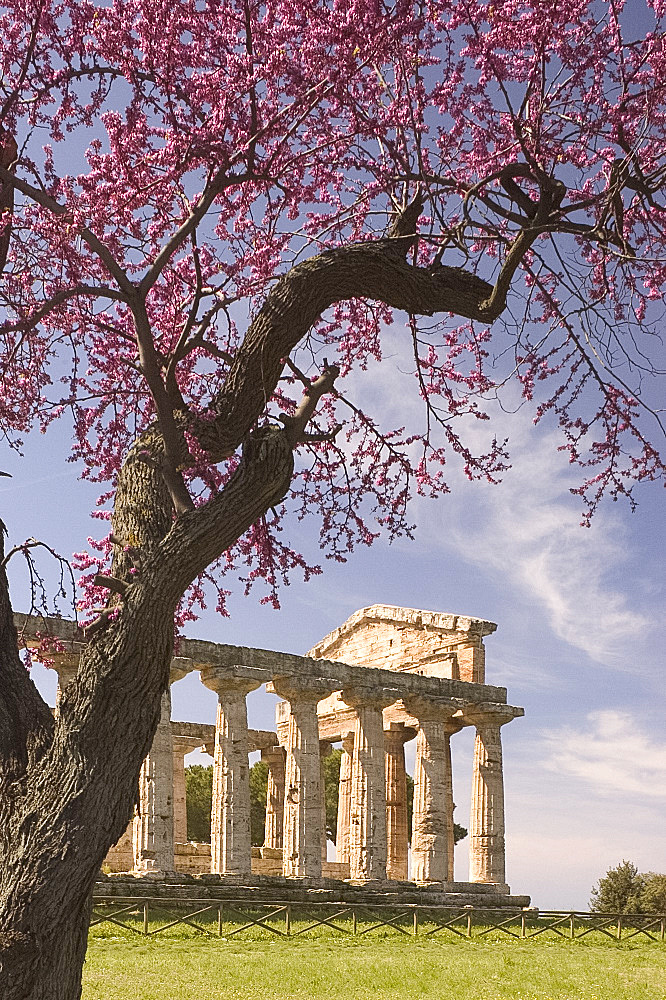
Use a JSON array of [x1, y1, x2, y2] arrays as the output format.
[[308, 604, 497, 684]]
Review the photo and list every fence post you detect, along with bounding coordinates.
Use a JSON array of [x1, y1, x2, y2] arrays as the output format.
[[570, 913, 575, 939], [218, 903, 222, 937], [617, 916, 622, 941], [520, 912, 526, 939], [466, 910, 472, 938], [661, 917, 665, 942], [143, 901, 149, 936], [413, 910, 418, 937], [285, 904, 291, 937], [352, 909, 357, 935]]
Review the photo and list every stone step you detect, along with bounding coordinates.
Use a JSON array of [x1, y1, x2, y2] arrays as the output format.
[[95, 873, 530, 910]]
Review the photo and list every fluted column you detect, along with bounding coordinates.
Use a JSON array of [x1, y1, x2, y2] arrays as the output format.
[[407, 697, 461, 884], [133, 662, 191, 873], [272, 677, 333, 879], [262, 744, 286, 849], [201, 668, 260, 876], [172, 736, 200, 844], [320, 740, 333, 862], [466, 705, 520, 885], [335, 731, 354, 864], [50, 652, 79, 717], [133, 688, 175, 872], [345, 687, 397, 881], [384, 723, 414, 881]]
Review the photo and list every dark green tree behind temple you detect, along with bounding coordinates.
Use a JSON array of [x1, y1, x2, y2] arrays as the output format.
[[639, 874, 666, 914], [184, 765, 213, 844], [323, 750, 341, 842], [185, 762, 268, 845], [590, 861, 666, 914], [249, 761, 269, 846]]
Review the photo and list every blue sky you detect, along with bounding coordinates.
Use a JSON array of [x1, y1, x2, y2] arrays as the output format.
[[5, 334, 664, 912]]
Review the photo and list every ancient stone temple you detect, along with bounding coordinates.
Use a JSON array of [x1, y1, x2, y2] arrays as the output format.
[[16, 605, 525, 904]]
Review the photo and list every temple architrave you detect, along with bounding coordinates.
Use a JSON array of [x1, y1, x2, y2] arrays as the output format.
[[15, 605, 525, 901]]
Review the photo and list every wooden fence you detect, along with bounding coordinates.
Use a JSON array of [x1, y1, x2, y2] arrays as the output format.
[[90, 897, 666, 943]]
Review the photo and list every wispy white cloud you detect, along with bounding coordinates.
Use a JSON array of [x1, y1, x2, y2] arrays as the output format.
[[541, 709, 666, 800], [413, 407, 652, 667], [320, 339, 660, 669]]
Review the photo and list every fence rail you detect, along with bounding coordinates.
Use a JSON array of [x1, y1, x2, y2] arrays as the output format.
[[90, 897, 666, 943]]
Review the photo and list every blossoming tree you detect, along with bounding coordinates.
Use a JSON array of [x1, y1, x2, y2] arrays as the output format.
[[0, 0, 664, 995]]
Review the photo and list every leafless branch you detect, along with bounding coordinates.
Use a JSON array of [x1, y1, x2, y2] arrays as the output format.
[[278, 364, 341, 447], [92, 573, 129, 597], [0, 165, 134, 295]]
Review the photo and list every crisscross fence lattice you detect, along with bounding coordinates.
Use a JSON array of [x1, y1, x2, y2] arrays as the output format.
[[90, 897, 666, 943]]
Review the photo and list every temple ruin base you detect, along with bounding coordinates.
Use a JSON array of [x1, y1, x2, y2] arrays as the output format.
[[95, 871, 529, 909]]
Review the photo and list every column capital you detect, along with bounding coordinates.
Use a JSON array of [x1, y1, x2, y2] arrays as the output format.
[[200, 664, 262, 697], [269, 674, 335, 703], [170, 657, 193, 685], [47, 651, 79, 684], [340, 730, 355, 754], [249, 728, 280, 752], [172, 734, 202, 757], [462, 703, 524, 729], [342, 685, 400, 709], [403, 694, 465, 727], [383, 722, 417, 747], [261, 743, 286, 765]]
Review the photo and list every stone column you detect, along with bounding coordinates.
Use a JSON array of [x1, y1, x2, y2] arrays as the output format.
[[406, 697, 461, 884], [133, 661, 191, 873], [384, 723, 414, 881], [466, 706, 520, 885], [262, 744, 286, 849], [172, 736, 200, 845], [320, 741, 333, 862], [50, 652, 79, 717], [345, 687, 396, 881], [271, 677, 333, 879], [133, 688, 176, 873], [335, 731, 354, 865], [201, 668, 261, 876]]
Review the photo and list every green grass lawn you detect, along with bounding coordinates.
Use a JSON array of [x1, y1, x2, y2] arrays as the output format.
[[83, 936, 666, 1000]]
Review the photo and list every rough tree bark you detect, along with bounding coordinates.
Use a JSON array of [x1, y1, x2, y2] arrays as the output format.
[[0, 197, 543, 998]]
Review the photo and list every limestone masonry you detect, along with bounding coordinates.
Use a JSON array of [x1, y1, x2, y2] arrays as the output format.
[[16, 605, 526, 906]]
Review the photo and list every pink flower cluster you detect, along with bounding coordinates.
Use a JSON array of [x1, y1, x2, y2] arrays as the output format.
[[0, 0, 663, 620]]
